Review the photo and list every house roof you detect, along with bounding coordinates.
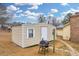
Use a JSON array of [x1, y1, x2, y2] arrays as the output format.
[[70, 12, 79, 18], [56, 24, 64, 29], [64, 22, 70, 27], [56, 23, 70, 30]]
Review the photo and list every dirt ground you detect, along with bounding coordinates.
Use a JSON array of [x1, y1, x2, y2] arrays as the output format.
[[0, 30, 70, 56], [65, 40, 79, 53]]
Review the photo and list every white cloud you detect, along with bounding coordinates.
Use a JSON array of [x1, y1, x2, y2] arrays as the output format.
[[22, 10, 44, 23], [16, 10, 23, 13], [27, 15, 38, 23], [27, 15, 36, 19], [28, 5, 38, 10], [48, 14, 54, 17], [23, 10, 33, 16], [59, 8, 79, 21], [70, 8, 79, 13], [13, 13, 24, 18], [21, 10, 44, 23], [15, 3, 27, 6], [15, 3, 43, 10], [61, 3, 69, 6], [57, 16, 65, 21], [61, 8, 79, 16], [28, 3, 43, 6], [51, 9, 58, 13], [20, 14, 25, 16], [23, 10, 43, 17], [28, 3, 43, 10], [7, 5, 19, 11], [12, 14, 20, 19]]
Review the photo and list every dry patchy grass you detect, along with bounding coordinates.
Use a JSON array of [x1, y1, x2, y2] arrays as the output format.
[[65, 40, 79, 52], [0, 30, 70, 56]]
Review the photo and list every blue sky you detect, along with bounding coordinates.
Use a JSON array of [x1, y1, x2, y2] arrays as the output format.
[[2, 3, 79, 23]]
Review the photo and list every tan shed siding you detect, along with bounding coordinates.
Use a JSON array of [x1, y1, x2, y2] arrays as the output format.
[[22, 25, 41, 47], [22, 24, 55, 47], [12, 26, 22, 47], [12, 23, 56, 48], [63, 25, 70, 40], [56, 29, 63, 36]]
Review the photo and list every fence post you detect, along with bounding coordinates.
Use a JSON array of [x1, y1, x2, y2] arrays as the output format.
[[52, 29, 55, 53]]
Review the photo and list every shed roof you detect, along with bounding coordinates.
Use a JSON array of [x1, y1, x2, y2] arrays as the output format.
[[12, 23, 56, 28]]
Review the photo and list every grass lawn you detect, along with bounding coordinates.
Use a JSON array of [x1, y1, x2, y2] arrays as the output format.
[[0, 30, 70, 56]]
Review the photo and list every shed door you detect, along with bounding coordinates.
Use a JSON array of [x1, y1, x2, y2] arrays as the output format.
[[41, 27, 48, 40]]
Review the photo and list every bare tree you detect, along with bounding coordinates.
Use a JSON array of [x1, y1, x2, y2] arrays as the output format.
[[0, 3, 12, 28], [47, 16, 58, 26], [38, 14, 46, 23]]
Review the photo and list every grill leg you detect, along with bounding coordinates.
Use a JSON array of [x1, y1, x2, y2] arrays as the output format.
[[38, 46, 41, 53]]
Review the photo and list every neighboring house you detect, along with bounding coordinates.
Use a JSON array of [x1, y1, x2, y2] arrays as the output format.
[[63, 23, 70, 40], [70, 13, 79, 42], [56, 23, 70, 40], [57, 12, 79, 41], [56, 28, 63, 37], [12, 23, 56, 48], [56, 24, 64, 37]]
